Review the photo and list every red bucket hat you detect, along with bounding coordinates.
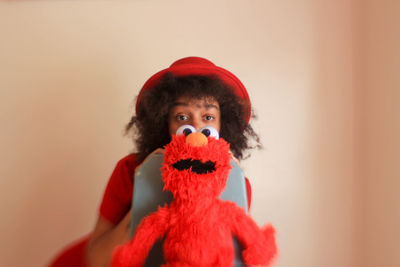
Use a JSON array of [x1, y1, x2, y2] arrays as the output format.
[[136, 57, 251, 123]]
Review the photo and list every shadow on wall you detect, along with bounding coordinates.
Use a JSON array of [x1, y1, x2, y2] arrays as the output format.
[[3, 56, 129, 266]]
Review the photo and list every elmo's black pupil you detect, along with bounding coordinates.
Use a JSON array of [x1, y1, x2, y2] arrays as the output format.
[[183, 128, 192, 136], [202, 129, 211, 137]]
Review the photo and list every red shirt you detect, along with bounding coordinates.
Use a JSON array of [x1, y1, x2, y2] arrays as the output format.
[[99, 154, 252, 225]]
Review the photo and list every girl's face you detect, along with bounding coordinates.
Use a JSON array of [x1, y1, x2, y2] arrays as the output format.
[[168, 96, 221, 137]]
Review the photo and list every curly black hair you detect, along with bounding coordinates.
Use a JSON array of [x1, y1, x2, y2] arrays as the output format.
[[125, 73, 261, 163]]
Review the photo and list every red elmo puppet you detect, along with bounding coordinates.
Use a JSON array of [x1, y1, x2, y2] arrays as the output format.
[[112, 125, 277, 267]]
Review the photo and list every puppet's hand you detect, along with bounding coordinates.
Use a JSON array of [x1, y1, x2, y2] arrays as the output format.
[[111, 207, 169, 267], [242, 245, 270, 266], [242, 225, 277, 266], [111, 243, 145, 267]]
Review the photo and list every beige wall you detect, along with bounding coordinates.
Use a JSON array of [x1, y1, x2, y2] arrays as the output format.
[[0, 1, 398, 267], [361, 1, 400, 267]]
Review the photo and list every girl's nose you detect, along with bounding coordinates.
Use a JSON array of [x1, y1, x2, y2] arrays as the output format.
[[191, 117, 205, 132], [186, 132, 208, 147]]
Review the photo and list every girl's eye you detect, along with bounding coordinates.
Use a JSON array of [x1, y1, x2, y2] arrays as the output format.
[[199, 126, 219, 139], [204, 115, 214, 121], [177, 114, 188, 121], [176, 125, 196, 136]]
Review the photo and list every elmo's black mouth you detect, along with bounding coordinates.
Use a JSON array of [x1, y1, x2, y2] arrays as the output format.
[[172, 158, 216, 174]]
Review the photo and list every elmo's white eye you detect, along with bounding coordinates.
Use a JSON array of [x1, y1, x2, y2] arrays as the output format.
[[199, 126, 219, 139], [176, 125, 196, 136]]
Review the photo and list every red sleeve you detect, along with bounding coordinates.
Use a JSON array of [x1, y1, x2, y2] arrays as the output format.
[[245, 177, 252, 210], [99, 154, 138, 225]]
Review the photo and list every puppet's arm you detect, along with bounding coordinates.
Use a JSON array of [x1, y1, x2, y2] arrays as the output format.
[[111, 207, 169, 267], [227, 203, 277, 266]]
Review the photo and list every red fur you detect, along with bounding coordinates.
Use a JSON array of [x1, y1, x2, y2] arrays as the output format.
[[112, 135, 277, 267]]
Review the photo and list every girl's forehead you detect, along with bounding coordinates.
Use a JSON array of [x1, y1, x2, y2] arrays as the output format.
[[173, 96, 220, 109]]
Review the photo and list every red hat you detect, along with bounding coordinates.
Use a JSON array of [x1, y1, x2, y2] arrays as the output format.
[[136, 57, 251, 123]]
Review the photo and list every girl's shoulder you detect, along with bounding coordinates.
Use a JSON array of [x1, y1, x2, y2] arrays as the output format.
[[117, 153, 138, 165], [111, 153, 140, 181]]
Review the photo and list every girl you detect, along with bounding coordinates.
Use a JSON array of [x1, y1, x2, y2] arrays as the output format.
[[50, 57, 260, 267]]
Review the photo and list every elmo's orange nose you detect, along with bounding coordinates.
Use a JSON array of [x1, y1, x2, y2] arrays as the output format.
[[185, 132, 208, 147]]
